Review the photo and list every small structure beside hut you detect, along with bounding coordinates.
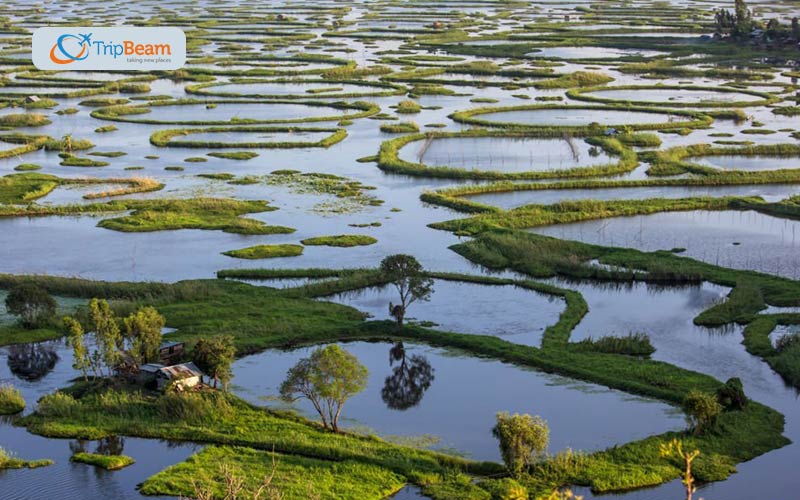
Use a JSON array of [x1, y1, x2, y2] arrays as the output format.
[[158, 341, 185, 365]]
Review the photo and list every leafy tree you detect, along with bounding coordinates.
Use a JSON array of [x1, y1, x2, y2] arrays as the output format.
[[280, 345, 368, 432], [88, 299, 122, 376], [660, 439, 700, 500], [379, 254, 433, 327], [684, 390, 723, 435], [64, 317, 91, 381], [492, 412, 549, 478], [123, 306, 165, 365], [733, 0, 753, 38], [192, 335, 236, 390], [4, 284, 56, 329]]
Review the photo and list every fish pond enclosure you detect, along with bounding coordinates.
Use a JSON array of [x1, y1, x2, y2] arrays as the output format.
[[0, 0, 800, 499]]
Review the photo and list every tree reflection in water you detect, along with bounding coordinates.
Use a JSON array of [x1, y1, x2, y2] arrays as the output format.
[[7, 342, 58, 380], [381, 342, 435, 410]]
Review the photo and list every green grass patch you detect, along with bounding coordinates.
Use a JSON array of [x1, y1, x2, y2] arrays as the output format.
[[71, 452, 134, 470], [223, 244, 304, 259], [207, 151, 259, 160], [0, 384, 25, 414], [301, 235, 378, 247]]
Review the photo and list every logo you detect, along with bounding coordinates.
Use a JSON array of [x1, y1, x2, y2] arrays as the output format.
[[49, 33, 92, 64], [33, 27, 185, 71]]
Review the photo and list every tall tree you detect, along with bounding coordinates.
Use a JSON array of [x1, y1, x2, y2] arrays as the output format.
[[64, 317, 90, 381], [379, 254, 433, 327], [88, 299, 122, 376], [733, 0, 753, 38], [492, 412, 549, 478], [123, 306, 165, 365], [280, 345, 368, 432], [192, 335, 236, 389], [5, 284, 56, 329]]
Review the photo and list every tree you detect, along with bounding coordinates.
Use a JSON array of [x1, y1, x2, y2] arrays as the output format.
[[733, 0, 753, 38], [492, 412, 549, 478], [684, 390, 722, 435], [64, 316, 90, 381], [123, 306, 165, 365], [379, 254, 433, 327], [192, 335, 236, 390], [279, 345, 368, 432], [88, 299, 122, 376], [660, 439, 700, 500], [5, 284, 56, 329]]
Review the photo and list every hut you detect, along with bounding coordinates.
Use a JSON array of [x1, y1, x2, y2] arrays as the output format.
[[156, 362, 203, 391]]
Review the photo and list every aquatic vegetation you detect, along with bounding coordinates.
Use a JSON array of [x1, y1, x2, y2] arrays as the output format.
[[59, 156, 110, 167], [71, 452, 134, 470], [449, 104, 713, 133], [396, 99, 422, 114], [223, 244, 304, 259], [300, 234, 378, 247], [378, 130, 637, 180], [0, 384, 24, 414], [380, 121, 419, 133], [207, 151, 259, 160], [0, 448, 51, 470], [567, 84, 779, 108], [0, 113, 50, 128], [150, 126, 347, 149]]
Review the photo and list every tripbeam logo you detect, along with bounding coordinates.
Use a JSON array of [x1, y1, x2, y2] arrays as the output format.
[[33, 27, 185, 70]]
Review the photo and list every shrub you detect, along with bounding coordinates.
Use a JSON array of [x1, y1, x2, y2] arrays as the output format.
[[684, 390, 722, 435], [157, 391, 230, 425], [396, 99, 422, 114], [716, 377, 747, 410], [37, 391, 78, 417], [0, 385, 25, 414], [4, 283, 57, 328]]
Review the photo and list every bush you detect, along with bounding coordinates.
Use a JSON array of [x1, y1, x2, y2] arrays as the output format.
[[477, 477, 528, 500], [716, 377, 747, 410], [4, 283, 57, 328], [157, 391, 231, 425], [37, 391, 78, 417], [0, 385, 25, 414], [684, 390, 722, 435]]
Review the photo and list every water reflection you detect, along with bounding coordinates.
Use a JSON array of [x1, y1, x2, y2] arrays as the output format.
[[70, 435, 126, 457], [382, 342, 435, 411], [7, 342, 59, 381]]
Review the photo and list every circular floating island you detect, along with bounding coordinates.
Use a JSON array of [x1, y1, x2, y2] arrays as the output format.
[[187, 78, 406, 99], [92, 99, 378, 125], [149, 126, 347, 149], [567, 85, 779, 108], [450, 104, 712, 133]]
